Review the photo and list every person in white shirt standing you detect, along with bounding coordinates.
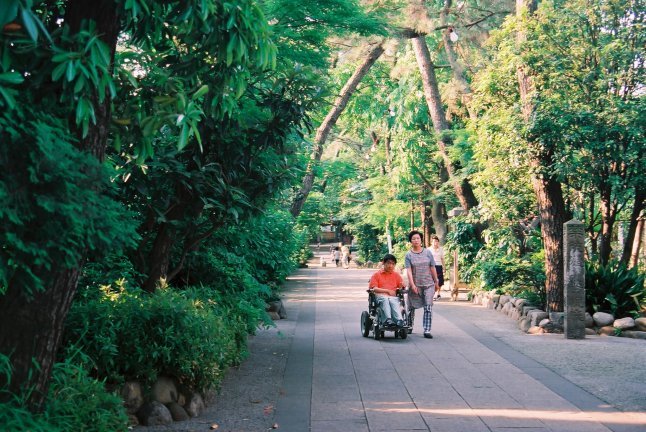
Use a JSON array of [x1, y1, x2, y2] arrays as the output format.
[[429, 235, 445, 299]]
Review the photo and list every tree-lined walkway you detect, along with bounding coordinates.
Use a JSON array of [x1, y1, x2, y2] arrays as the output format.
[[271, 250, 646, 432]]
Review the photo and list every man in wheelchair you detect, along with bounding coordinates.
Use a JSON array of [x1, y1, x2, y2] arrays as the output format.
[[368, 254, 405, 328]]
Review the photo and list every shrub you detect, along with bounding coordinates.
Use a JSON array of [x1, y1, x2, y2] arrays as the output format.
[[479, 256, 545, 295], [585, 261, 646, 318], [45, 355, 129, 432], [64, 286, 249, 392], [0, 353, 128, 432]]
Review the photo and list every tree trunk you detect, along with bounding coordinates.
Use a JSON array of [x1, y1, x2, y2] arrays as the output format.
[[411, 36, 479, 213], [290, 43, 384, 217], [421, 199, 431, 246], [440, 0, 477, 121], [629, 218, 644, 269], [0, 268, 81, 410], [531, 161, 568, 312], [620, 186, 646, 267], [587, 192, 598, 255], [516, 0, 567, 312], [431, 199, 448, 243], [0, 0, 120, 410], [598, 185, 617, 265]]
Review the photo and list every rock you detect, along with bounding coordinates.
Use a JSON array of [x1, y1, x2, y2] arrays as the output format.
[[527, 326, 545, 334], [121, 381, 144, 414], [529, 311, 549, 326], [522, 306, 538, 316], [613, 317, 635, 330], [137, 401, 173, 426], [185, 392, 205, 417], [636, 317, 646, 331], [598, 325, 616, 336], [593, 312, 614, 327], [549, 312, 564, 325], [621, 330, 646, 340], [538, 318, 550, 328], [585, 312, 594, 328], [277, 301, 287, 319], [268, 311, 280, 320], [152, 376, 178, 404], [266, 300, 281, 312], [513, 310, 523, 321], [518, 317, 531, 332], [499, 295, 511, 306], [166, 401, 190, 421], [542, 322, 563, 333], [585, 328, 597, 336], [515, 298, 526, 308], [127, 414, 139, 426]]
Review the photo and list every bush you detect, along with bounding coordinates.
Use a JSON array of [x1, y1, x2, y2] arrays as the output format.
[[64, 286, 250, 392], [0, 353, 128, 432], [585, 261, 646, 318], [479, 256, 545, 294]]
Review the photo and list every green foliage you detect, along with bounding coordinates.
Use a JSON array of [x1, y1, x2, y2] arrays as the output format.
[[64, 286, 248, 392], [351, 223, 388, 263], [0, 108, 137, 296], [585, 261, 646, 318], [0, 352, 128, 432], [478, 256, 545, 299], [444, 218, 484, 283], [262, 0, 386, 69], [45, 355, 129, 432]]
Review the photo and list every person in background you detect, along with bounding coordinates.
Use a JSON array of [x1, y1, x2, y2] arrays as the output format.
[[405, 230, 440, 339], [368, 254, 405, 327], [341, 244, 350, 268], [429, 235, 445, 299]]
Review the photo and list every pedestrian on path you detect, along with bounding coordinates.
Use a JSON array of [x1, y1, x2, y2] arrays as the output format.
[[341, 244, 350, 268], [429, 235, 444, 299], [405, 230, 440, 339], [368, 254, 405, 327]]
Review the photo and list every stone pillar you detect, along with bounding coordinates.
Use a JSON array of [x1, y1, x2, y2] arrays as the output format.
[[563, 220, 586, 339]]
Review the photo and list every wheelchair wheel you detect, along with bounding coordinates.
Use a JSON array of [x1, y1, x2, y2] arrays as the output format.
[[373, 323, 381, 340], [360, 311, 371, 337], [399, 329, 408, 339]]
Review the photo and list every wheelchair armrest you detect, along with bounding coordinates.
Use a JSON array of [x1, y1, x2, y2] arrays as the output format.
[[396, 288, 408, 297]]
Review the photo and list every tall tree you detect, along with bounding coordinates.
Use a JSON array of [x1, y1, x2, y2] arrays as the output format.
[[515, 0, 568, 312], [411, 35, 479, 213], [290, 42, 385, 217]]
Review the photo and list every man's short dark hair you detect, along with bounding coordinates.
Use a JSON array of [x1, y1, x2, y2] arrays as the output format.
[[408, 230, 424, 242], [382, 254, 397, 264]]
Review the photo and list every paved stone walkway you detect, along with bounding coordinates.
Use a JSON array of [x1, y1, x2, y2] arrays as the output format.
[[141, 248, 646, 432], [273, 250, 646, 432]]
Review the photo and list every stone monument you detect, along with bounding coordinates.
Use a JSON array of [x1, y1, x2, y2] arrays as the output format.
[[563, 219, 586, 339]]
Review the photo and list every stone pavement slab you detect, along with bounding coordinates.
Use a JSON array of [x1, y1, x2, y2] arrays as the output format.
[[273, 263, 646, 432]]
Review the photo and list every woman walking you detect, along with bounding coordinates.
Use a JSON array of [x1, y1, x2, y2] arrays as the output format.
[[405, 230, 440, 339], [429, 235, 445, 299]]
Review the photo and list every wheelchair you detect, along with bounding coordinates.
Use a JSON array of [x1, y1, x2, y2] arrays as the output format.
[[360, 288, 412, 340]]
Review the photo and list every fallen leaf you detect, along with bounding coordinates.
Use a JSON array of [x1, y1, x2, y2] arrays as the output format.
[[263, 405, 274, 415]]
